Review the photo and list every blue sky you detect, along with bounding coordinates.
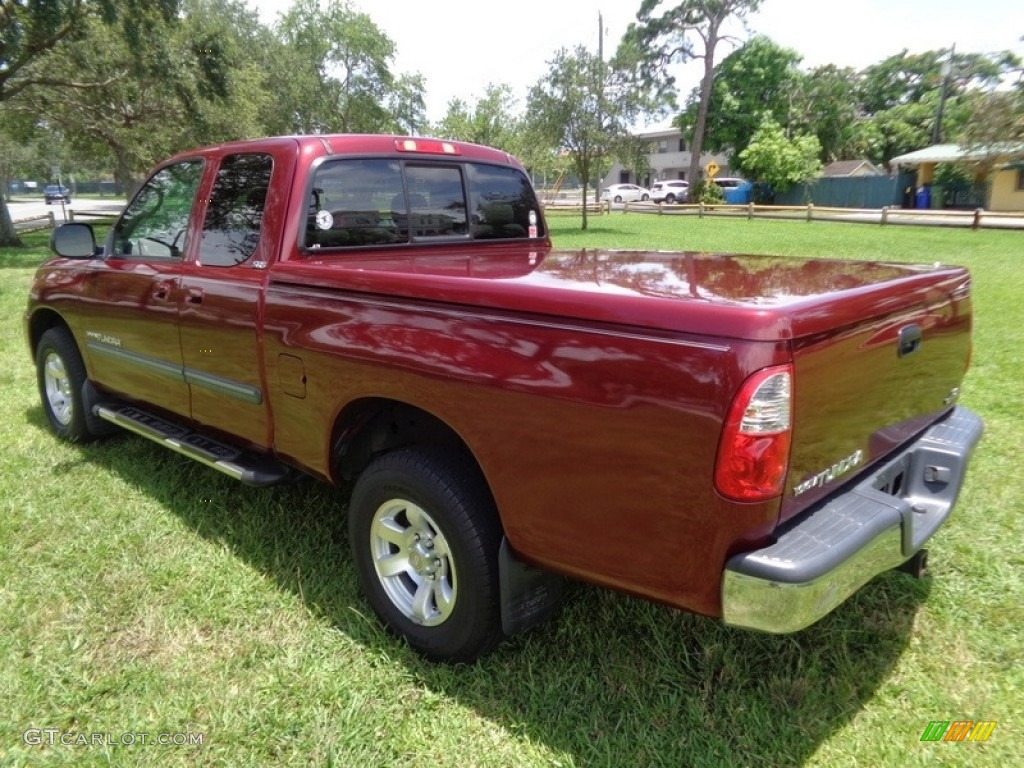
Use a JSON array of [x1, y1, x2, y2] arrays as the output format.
[[252, 0, 1024, 124]]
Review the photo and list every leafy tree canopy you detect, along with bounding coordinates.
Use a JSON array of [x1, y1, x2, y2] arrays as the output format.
[[677, 35, 802, 161], [273, 0, 423, 135], [1, 1, 179, 98], [432, 84, 522, 153], [957, 87, 1024, 166], [690, 36, 1022, 168], [9, 0, 263, 193], [0, 0, 181, 245], [789, 63, 863, 162], [738, 118, 821, 194]]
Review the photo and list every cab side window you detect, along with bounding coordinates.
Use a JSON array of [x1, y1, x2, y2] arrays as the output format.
[[199, 153, 274, 267], [112, 160, 203, 259]]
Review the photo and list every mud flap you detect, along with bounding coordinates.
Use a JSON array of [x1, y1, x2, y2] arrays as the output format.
[[498, 538, 564, 636]]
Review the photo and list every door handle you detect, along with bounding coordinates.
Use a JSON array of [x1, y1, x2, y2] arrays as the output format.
[[186, 288, 204, 305], [898, 324, 922, 357], [152, 282, 172, 301]]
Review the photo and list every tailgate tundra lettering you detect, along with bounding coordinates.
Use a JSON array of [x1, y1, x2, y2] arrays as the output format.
[[793, 450, 865, 497], [25, 133, 982, 662]]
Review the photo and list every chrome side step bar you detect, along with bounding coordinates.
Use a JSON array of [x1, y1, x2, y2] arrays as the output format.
[[93, 403, 293, 487]]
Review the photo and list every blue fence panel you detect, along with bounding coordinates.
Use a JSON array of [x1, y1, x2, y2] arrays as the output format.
[[774, 173, 916, 208]]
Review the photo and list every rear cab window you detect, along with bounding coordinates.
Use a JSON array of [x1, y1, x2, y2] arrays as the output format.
[[304, 158, 544, 251]]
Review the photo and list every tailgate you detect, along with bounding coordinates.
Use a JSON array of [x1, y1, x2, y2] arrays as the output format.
[[780, 267, 972, 522]]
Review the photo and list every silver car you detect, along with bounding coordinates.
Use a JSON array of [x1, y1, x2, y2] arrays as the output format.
[[600, 184, 651, 203]]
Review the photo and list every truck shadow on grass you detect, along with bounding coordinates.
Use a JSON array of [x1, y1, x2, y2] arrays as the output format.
[[65, 426, 931, 768]]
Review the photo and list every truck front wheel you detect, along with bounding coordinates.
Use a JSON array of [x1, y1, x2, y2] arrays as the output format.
[[348, 447, 503, 662], [35, 327, 102, 442]]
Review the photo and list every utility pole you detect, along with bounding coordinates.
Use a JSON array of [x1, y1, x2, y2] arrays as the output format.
[[596, 12, 604, 200], [932, 43, 956, 145]]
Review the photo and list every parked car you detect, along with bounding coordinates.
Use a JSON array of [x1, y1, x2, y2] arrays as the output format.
[[600, 183, 650, 203], [650, 180, 690, 203], [44, 185, 71, 205], [711, 177, 746, 189]]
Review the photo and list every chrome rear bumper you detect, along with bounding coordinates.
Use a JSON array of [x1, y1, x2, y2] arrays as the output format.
[[722, 406, 983, 633]]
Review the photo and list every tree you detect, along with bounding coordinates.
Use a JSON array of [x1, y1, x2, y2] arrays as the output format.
[[0, 112, 49, 201], [791, 64, 863, 162], [855, 47, 1020, 163], [0, 0, 178, 245], [10, 0, 254, 195], [954, 88, 1024, 182], [958, 88, 1024, 149], [527, 45, 648, 229], [273, 0, 423, 134], [614, 134, 654, 187], [432, 84, 522, 153], [387, 73, 427, 135], [174, 0, 280, 142], [620, 0, 763, 200], [861, 99, 945, 166], [858, 49, 1013, 115], [738, 118, 821, 197], [678, 35, 802, 163]]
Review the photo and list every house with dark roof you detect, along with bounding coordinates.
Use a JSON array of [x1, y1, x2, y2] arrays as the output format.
[[821, 160, 884, 178]]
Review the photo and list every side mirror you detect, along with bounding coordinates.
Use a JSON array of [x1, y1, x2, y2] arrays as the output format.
[[51, 223, 98, 259]]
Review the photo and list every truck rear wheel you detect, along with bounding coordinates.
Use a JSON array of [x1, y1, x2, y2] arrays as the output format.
[[348, 447, 503, 662]]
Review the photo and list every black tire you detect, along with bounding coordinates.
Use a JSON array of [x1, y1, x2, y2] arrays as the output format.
[[641, 194, 650, 201], [348, 447, 503, 662], [613, 195, 623, 203], [35, 327, 106, 442], [665, 193, 676, 204]]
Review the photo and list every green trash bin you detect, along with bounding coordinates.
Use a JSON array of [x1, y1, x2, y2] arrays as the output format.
[[930, 184, 944, 209]]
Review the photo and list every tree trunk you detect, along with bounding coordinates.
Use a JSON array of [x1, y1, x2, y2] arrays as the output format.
[[0, 196, 24, 248], [687, 22, 721, 202], [579, 147, 590, 230], [113, 150, 137, 199]]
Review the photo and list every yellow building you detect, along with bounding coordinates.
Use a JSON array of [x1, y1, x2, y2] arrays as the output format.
[[988, 162, 1024, 211], [890, 143, 1024, 212]]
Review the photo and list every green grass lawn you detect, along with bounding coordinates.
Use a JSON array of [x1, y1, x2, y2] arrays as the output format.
[[2, 219, 1021, 767]]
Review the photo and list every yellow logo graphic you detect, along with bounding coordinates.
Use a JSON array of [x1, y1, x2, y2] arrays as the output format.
[[920, 720, 997, 742]]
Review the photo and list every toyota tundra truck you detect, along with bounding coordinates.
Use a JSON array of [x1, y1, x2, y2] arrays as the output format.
[[25, 135, 983, 661]]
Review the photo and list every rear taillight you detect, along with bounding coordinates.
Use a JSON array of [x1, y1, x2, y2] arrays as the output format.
[[714, 365, 793, 502]]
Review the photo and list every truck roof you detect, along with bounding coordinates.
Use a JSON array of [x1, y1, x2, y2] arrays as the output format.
[[160, 134, 523, 167]]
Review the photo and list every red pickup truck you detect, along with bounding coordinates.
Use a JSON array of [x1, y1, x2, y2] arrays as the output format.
[[26, 135, 982, 661]]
